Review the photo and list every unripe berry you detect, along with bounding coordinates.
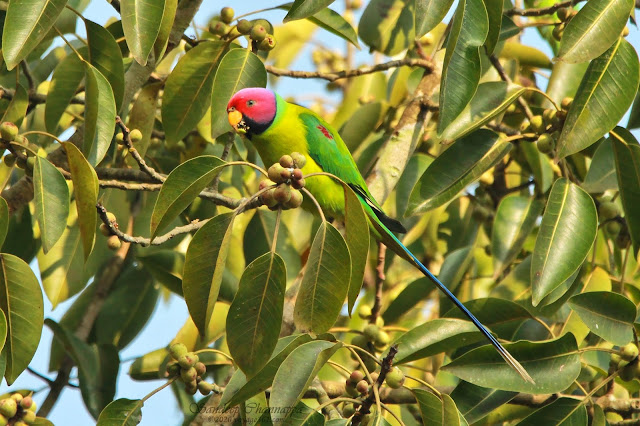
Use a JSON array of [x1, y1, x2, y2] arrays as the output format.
[[0, 398, 17, 418], [342, 403, 356, 417], [291, 168, 303, 181], [19, 396, 32, 409], [279, 154, 294, 168], [10, 393, 22, 403], [107, 235, 121, 250], [220, 7, 234, 24], [542, 108, 557, 126], [606, 221, 621, 237], [181, 367, 197, 382], [356, 379, 369, 394], [291, 178, 305, 190], [284, 189, 303, 209], [622, 26, 630, 37], [268, 163, 287, 183], [0, 414, 6, 426], [370, 372, 379, 384], [561, 97, 573, 111], [185, 383, 198, 395], [519, 121, 531, 133], [616, 231, 631, 249], [259, 35, 277, 51], [2, 154, 16, 167], [349, 370, 365, 384], [620, 362, 637, 381], [351, 334, 368, 349], [13, 421, 28, 426], [210, 20, 229, 36], [178, 353, 197, 369], [0, 122, 18, 141], [530, 115, 545, 134], [259, 179, 276, 191], [385, 367, 405, 389], [259, 188, 278, 208], [536, 133, 555, 154], [345, 381, 359, 397], [250, 25, 267, 41], [273, 184, 292, 204], [116, 132, 124, 143], [358, 305, 372, 319], [169, 343, 188, 360], [363, 324, 380, 342], [166, 363, 180, 376], [552, 24, 564, 41], [374, 330, 390, 347], [22, 410, 36, 424], [194, 361, 207, 376], [472, 205, 490, 222], [198, 381, 215, 395], [106, 212, 117, 223], [599, 201, 619, 221], [622, 343, 639, 361], [99, 223, 111, 236], [237, 19, 253, 34], [291, 152, 307, 168], [556, 7, 572, 21], [129, 129, 143, 142]]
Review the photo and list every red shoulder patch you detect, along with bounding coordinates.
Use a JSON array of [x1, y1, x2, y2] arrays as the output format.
[[316, 124, 334, 140]]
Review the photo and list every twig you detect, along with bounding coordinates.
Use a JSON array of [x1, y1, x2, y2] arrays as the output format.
[[115, 116, 165, 182], [0, 84, 85, 106], [352, 345, 399, 425], [213, 132, 235, 191], [20, 61, 35, 91], [265, 58, 434, 82], [506, 0, 583, 16], [371, 242, 386, 323], [487, 51, 534, 120]]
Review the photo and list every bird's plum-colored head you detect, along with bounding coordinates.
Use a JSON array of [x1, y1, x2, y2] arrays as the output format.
[[227, 88, 277, 136]]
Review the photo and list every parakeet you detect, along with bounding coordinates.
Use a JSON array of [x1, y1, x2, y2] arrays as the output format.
[[227, 87, 533, 383]]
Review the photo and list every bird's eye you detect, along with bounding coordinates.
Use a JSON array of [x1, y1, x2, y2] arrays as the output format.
[[247, 100, 255, 107]]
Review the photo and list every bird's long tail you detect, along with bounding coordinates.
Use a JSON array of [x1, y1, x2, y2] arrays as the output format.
[[375, 222, 534, 384]]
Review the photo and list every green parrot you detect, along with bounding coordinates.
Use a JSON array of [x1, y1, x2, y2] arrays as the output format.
[[227, 87, 533, 383]]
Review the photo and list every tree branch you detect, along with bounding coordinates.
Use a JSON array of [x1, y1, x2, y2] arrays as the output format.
[[506, 0, 584, 16]]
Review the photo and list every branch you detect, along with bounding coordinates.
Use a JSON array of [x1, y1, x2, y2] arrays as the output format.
[[115, 116, 165, 182], [506, 0, 583, 16], [265, 58, 434, 82], [0, 85, 84, 106], [370, 242, 386, 322], [352, 345, 398, 425]]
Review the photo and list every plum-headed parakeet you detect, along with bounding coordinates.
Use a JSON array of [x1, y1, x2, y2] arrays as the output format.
[[227, 87, 532, 383]]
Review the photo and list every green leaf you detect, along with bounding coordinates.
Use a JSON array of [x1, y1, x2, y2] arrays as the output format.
[[358, 0, 415, 56], [438, 0, 489, 133], [611, 127, 640, 255], [162, 41, 227, 146], [83, 61, 117, 166], [0, 254, 44, 385], [415, 0, 455, 38], [183, 213, 235, 338], [491, 195, 544, 277], [443, 334, 580, 394], [97, 398, 143, 426], [2, 84, 29, 126], [270, 340, 341, 423], [221, 334, 313, 409], [483, 0, 503, 54], [582, 138, 618, 193], [294, 222, 351, 334], [152, 0, 177, 60], [121, 0, 167, 65], [558, 0, 634, 63], [47, 319, 119, 419], [556, 38, 639, 158], [450, 381, 517, 424], [95, 266, 159, 349], [408, 130, 511, 214], [521, 140, 554, 194], [516, 397, 587, 426], [227, 252, 286, 377], [0, 196, 9, 247], [86, 20, 125, 110], [531, 178, 597, 306], [305, 7, 360, 48], [45, 50, 85, 133], [395, 153, 433, 218], [568, 291, 636, 345], [284, 0, 335, 21], [393, 319, 485, 364], [413, 390, 462, 426], [438, 82, 525, 143], [2, 0, 68, 69], [210, 49, 267, 140], [546, 61, 589, 107], [382, 277, 434, 324], [150, 155, 225, 237], [33, 157, 69, 253], [63, 142, 99, 260], [125, 82, 161, 165], [343, 185, 370, 314]]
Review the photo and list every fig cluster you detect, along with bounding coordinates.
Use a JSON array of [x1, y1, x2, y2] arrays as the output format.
[[0, 393, 37, 426], [598, 197, 630, 248], [1, 122, 39, 175], [209, 8, 277, 51], [521, 97, 573, 155], [349, 306, 390, 371], [166, 343, 219, 396], [259, 153, 307, 210], [99, 212, 122, 251], [612, 343, 640, 382]]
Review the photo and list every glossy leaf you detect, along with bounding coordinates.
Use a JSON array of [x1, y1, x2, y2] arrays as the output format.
[[582, 138, 618, 193], [393, 319, 485, 364], [33, 157, 69, 253], [521, 140, 554, 194], [305, 6, 360, 48], [0, 254, 43, 384], [152, 0, 177, 60], [210, 48, 267, 140], [516, 397, 587, 426], [438, 0, 489, 133], [491, 195, 544, 277], [2, 0, 68, 69], [483, 0, 503, 54], [270, 340, 341, 423], [415, 0, 455, 37], [343, 185, 370, 314], [183, 213, 235, 338], [162, 41, 227, 146], [358, 0, 415, 56], [284, 0, 335, 21], [97, 398, 143, 426], [121, 0, 167, 65], [382, 277, 434, 324], [450, 381, 517, 424], [413, 390, 461, 426], [611, 127, 640, 254], [558, 0, 634, 63], [438, 82, 525, 143], [63, 142, 99, 260], [125, 82, 161, 164], [0, 197, 8, 247], [294, 222, 351, 334], [2, 84, 28, 126], [45, 49, 85, 133], [408, 130, 511, 214], [556, 38, 639, 158], [83, 61, 117, 166], [221, 334, 313, 409], [86, 20, 125, 110], [227, 252, 286, 377], [150, 155, 225, 237], [395, 153, 433, 218], [531, 179, 597, 306], [568, 291, 636, 345], [443, 334, 580, 394]]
